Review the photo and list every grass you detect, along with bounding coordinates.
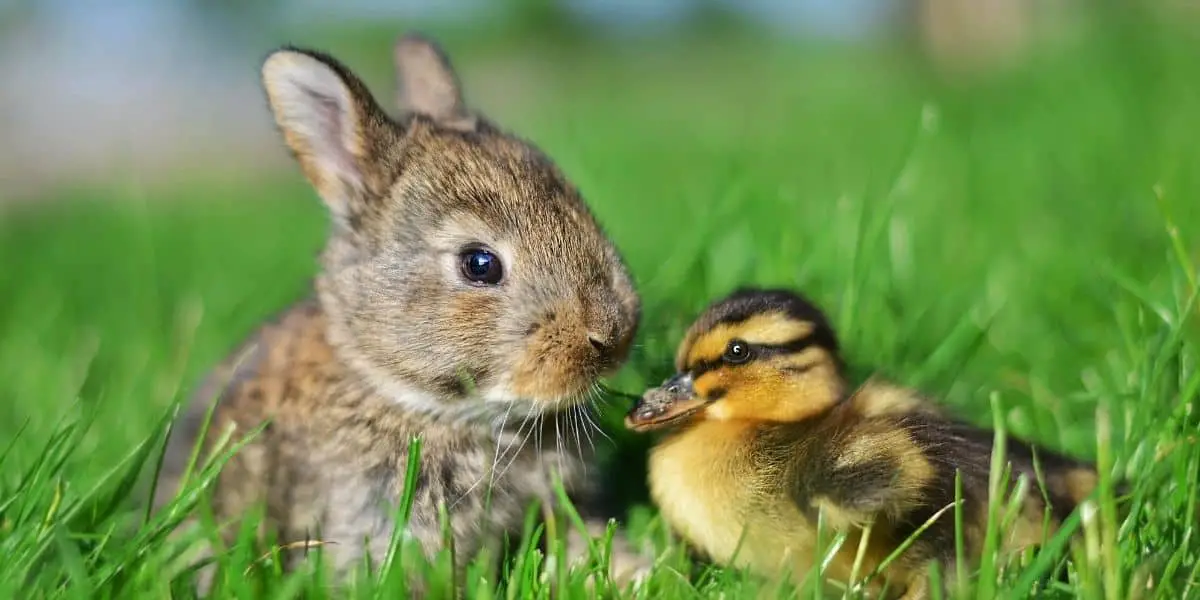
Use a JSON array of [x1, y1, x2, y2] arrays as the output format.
[[2, 19, 1200, 599]]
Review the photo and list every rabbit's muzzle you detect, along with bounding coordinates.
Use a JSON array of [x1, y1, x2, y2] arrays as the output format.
[[505, 300, 636, 409]]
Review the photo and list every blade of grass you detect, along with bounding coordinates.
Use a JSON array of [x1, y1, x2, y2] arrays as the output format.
[[1007, 509, 1082, 597], [865, 501, 957, 586], [842, 520, 874, 599], [1094, 407, 1121, 600], [953, 469, 967, 598], [377, 435, 424, 593], [978, 392, 1010, 600]]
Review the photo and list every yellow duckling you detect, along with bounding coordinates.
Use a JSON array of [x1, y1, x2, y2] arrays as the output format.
[[626, 288, 1100, 598]]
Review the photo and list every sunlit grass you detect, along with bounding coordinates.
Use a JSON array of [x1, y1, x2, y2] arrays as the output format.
[[1, 24, 1199, 598]]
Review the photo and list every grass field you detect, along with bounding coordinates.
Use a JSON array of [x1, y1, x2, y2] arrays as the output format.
[[2, 20, 1199, 599]]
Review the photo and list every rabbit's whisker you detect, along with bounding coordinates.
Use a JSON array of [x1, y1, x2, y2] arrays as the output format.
[[597, 382, 642, 404], [554, 409, 565, 483], [493, 413, 536, 497], [583, 388, 613, 447], [491, 411, 538, 497], [590, 381, 614, 408], [488, 399, 517, 475], [577, 403, 590, 455], [580, 386, 602, 449], [568, 405, 586, 478], [451, 404, 527, 509]]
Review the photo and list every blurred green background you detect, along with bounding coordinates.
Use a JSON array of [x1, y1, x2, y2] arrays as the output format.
[[1, 0, 1199, 595]]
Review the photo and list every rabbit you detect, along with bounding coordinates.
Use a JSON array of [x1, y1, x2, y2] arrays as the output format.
[[154, 33, 652, 592]]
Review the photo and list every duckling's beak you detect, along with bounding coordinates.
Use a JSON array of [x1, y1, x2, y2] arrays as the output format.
[[624, 373, 707, 432]]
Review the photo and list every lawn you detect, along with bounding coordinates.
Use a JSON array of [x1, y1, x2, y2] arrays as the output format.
[[1, 19, 1199, 599]]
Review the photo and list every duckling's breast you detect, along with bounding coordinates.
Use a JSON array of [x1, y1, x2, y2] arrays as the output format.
[[648, 421, 819, 577]]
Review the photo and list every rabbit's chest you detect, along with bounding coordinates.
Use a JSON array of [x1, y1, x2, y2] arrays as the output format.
[[327, 421, 584, 517], [308, 429, 585, 569], [490, 427, 590, 502]]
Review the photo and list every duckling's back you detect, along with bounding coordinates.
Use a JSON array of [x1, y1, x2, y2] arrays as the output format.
[[851, 381, 1099, 519], [832, 381, 1100, 564]]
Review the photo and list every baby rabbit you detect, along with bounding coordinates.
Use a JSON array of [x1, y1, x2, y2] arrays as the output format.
[[155, 33, 648, 590]]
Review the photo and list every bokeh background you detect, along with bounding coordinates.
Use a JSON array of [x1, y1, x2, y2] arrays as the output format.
[[6, 0, 1196, 203], [2, 1, 1199, 589]]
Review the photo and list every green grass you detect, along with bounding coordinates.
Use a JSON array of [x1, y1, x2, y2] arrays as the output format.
[[2, 22, 1200, 599]]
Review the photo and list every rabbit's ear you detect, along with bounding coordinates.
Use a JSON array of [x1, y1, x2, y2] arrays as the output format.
[[393, 33, 476, 130], [262, 49, 394, 219]]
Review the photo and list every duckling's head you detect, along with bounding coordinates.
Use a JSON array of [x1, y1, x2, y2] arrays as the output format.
[[627, 288, 846, 431]]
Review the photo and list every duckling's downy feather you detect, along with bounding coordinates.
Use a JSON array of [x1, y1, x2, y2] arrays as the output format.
[[636, 289, 1105, 599]]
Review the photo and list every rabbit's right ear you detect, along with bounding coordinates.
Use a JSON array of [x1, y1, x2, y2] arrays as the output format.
[[262, 49, 395, 220], [393, 33, 476, 130]]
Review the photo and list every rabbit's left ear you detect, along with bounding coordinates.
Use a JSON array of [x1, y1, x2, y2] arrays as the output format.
[[261, 48, 399, 222], [393, 32, 476, 130]]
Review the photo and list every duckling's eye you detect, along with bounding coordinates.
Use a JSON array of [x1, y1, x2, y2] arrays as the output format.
[[723, 340, 752, 364], [459, 246, 504, 285]]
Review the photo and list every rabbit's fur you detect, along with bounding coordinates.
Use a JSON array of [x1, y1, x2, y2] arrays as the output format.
[[156, 34, 650, 589]]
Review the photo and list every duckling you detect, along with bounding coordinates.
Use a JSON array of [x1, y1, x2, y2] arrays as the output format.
[[626, 288, 1101, 599]]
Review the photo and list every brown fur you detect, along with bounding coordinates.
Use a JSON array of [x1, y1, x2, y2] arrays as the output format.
[[637, 288, 1102, 599], [156, 33, 650, 590]]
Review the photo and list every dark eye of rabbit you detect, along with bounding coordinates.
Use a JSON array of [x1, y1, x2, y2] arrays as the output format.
[[459, 247, 504, 285]]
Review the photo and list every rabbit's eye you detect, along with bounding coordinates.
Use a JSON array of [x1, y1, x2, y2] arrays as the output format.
[[459, 247, 504, 285]]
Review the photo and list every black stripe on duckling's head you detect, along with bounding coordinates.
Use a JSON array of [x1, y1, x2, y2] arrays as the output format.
[[678, 287, 843, 370], [629, 288, 848, 430]]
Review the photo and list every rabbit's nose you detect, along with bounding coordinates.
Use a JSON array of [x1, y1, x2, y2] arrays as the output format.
[[587, 332, 612, 354], [587, 331, 621, 366]]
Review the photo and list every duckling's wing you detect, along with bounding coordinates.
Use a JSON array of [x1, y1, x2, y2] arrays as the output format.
[[900, 412, 1099, 522], [758, 416, 936, 530]]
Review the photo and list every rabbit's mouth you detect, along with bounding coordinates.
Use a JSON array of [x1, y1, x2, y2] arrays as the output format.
[[471, 373, 586, 413], [511, 385, 597, 415], [504, 353, 616, 411]]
